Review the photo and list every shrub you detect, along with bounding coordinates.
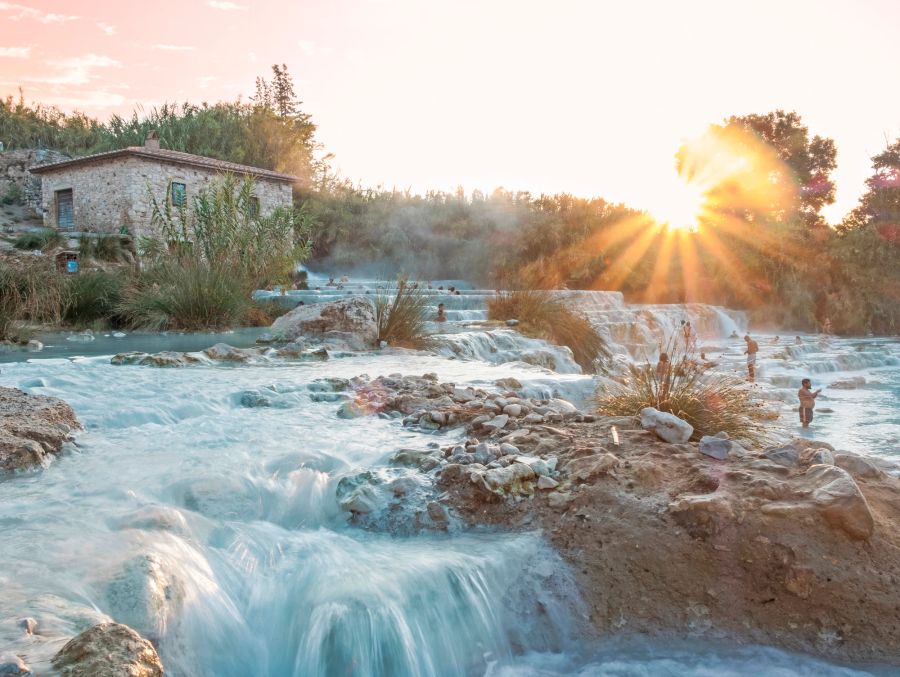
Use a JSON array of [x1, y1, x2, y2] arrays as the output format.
[[14, 229, 66, 251], [373, 279, 430, 347], [119, 263, 248, 331], [149, 173, 315, 289], [595, 337, 769, 443], [78, 234, 124, 262], [487, 289, 609, 372], [63, 271, 126, 326], [0, 263, 66, 324], [1, 183, 23, 205]]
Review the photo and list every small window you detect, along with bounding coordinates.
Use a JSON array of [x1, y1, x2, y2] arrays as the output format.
[[56, 188, 74, 230], [170, 182, 187, 208], [249, 196, 260, 218]]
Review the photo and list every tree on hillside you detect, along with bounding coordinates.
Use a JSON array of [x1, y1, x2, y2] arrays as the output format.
[[254, 63, 307, 120], [829, 138, 900, 332], [726, 110, 837, 229]]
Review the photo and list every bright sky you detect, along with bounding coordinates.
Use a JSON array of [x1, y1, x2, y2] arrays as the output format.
[[1, 0, 898, 223]]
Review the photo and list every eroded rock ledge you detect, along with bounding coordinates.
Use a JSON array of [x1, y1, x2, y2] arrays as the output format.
[[330, 373, 900, 665], [0, 387, 80, 473]]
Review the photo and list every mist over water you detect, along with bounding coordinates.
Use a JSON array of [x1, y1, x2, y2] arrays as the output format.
[[1, 286, 896, 676]]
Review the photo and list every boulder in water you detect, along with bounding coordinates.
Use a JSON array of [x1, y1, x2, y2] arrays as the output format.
[[105, 554, 184, 642], [52, 622, 163, 677], [639, 407, 693, 444], [0, 387, 80, 473], [270, 297, 377, 350]]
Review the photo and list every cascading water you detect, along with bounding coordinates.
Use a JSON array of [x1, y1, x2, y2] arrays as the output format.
[[2, 286, 897, 675], [0, 354, 592, 676]]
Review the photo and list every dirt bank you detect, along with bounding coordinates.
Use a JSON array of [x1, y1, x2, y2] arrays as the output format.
[[436, 413, 900, 665]]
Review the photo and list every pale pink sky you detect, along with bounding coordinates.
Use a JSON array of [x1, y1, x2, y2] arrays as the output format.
[[1, 0, 898, 223]]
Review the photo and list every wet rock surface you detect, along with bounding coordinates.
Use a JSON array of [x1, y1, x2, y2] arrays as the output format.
[[270, 296, 377, 350], [111, 343, 331, 368], [52, 622, 163, 677], [0, 387, 81, 473], [343, 375, 900, 664]]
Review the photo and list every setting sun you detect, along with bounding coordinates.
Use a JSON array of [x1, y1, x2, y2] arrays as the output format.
[[652, 177, 706, 232]]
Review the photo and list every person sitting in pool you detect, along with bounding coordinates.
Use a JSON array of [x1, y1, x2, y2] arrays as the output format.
[[729, 330, 739, 339], [798, 378, 821, 428], [435, 303, 447, 322], [795, 336, 803, 345]]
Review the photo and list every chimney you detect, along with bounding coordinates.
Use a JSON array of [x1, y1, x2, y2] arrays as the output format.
[[144, 130, 160, 150]]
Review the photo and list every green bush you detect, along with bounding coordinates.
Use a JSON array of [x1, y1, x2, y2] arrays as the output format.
[[595, 337, 769, 443], [374, 279, 430, 347], [63, 271, 126, 326], [487, 289, 609, 372], [14, 229, 66, 251], [119, 263, 248, 331], [1, 183, 23, 205]]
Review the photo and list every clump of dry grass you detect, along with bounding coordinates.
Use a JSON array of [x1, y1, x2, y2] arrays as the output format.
[[487, 289, 609, 372], [373, 279, 431, 347], [595, 336, 770, 443]]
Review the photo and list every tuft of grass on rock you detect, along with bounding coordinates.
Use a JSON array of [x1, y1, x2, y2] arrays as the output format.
[[595, 337, 769, 443], [487, 289, 609, 373], [374, 279, 430, 348]]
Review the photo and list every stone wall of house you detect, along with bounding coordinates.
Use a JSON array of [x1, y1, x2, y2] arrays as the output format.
[[37, 156, 293, 237], [0, 148, 69, 213], [38, 161, 130, 233], [118, 157, 293, 239]]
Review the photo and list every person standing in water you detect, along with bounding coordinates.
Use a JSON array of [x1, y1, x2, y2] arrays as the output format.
[[744, 334, 759, 381], [798, 378, 821, 428], [434, 303, 447, 322]]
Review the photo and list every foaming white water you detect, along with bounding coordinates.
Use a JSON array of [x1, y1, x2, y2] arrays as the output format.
[[0, 352, 589, 675], [432, 329, 583, 374]]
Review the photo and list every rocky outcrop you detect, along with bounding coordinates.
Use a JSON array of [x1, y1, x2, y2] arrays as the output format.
[[52, 622, 163, 676], [324, 373, 590, 436], [413, 391, 900, 665], [110, 343, 329, 368], [0, 387, 80, 473], [270, 296, 377, 350]]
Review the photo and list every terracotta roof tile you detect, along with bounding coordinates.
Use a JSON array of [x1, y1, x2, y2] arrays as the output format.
[[29, 146, 297, 182]]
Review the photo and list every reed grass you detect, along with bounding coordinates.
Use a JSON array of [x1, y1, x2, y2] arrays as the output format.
[[118, 263, 248, 331], [595, 336, 769, 443], [374, 279, 431, 347], [487, 289, 609, 372]]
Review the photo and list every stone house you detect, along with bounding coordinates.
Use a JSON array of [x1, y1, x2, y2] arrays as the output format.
[[29, 133, 296, 237]]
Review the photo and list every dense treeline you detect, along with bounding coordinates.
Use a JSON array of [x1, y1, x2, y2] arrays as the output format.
[[1, 67, 897, 334]]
